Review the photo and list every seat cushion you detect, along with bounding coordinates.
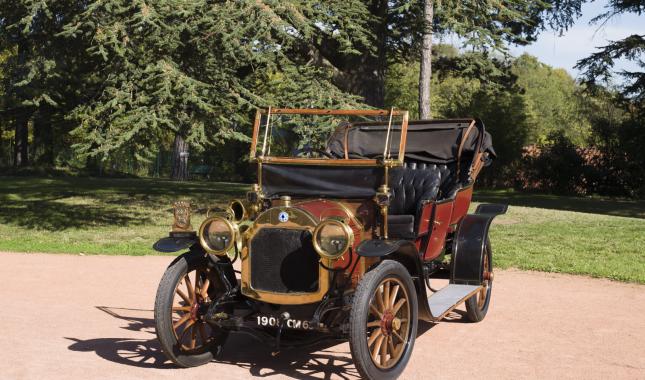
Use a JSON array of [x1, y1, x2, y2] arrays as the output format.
[[387, 214, 416, 239]]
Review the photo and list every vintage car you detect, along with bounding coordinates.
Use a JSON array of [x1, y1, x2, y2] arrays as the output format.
[[152, 108, 506, 379]]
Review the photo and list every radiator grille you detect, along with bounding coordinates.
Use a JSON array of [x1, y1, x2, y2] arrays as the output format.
[[250, 228, 319, 293]]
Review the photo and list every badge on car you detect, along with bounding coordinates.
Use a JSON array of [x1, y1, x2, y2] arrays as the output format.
[[278, 211, 289, 223]]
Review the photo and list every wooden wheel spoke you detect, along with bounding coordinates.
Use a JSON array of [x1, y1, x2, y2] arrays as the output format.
[[177, 319, 196, 344], [173, 313, 191, 330], [388, 335, 396, 358], [184, 274, 195, 301], [392, 298, 407, 315], [189, 325, 197, 349], [172, 306, 191, 312], [367, 320, 381, 328], [367, 328, 382, 347], [176, 288, 191, 305], [380, 335, 388, 366], [392, 329, 404, 343], [375, 286, 385, 313], [383, 281, 390, 311], [389, 284, 400, 308], [371, 335, 385, 361], [370, 304, 383, 319]]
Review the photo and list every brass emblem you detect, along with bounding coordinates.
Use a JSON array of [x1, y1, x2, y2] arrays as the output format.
[[172, 201, 193, 232]]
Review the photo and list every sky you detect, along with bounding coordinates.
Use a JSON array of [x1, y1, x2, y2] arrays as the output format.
[[508, 0, 644, 80]]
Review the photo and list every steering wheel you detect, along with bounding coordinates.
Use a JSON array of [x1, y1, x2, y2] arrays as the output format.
[[294, 148, 334, 158]]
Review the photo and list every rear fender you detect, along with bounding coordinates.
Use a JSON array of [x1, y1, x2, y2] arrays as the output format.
[[450, 203, 507, 285]]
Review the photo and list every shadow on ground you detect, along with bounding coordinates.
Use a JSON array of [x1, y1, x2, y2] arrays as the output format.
[[66, 306, 445, 379], [474, 189, 645, 219], [0, 176, 248, 230]]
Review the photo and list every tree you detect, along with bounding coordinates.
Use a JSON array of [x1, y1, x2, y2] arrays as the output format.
[[575, 0, 645, 101], [512, 54, 591, 145], [411, 0, 588, 118], [0, 0, 86, 167], [418, 0, 433, 119], [61, 1, 367, 180]]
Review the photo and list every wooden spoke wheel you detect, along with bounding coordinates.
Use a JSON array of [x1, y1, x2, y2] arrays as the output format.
[[171, 268, 214, 353], [465, 239, 493, 322], [349, 261, 418, 380], [366, 277, 411, 369], [154, 251, 229, 367]]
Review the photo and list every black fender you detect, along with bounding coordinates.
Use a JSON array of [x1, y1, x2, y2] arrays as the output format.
[[153, 235, 198, 253], [356, 239, 435, 322], [167, 247, 238, 292], [450, 203, 507, 285]]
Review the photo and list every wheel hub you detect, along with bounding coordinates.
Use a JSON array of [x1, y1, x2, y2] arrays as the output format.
[[380, 310, 402, 336]]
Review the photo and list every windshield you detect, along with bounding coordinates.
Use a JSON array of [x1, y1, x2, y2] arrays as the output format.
[[249, 109, 409, 163]]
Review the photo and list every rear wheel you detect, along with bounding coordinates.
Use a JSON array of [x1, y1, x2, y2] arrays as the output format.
[[464, 240, 493, 322], [349, 260, 418, 380], [154, 252, 229, 367]]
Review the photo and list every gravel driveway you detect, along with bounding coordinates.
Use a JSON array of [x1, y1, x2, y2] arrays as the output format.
[[1, 252, 643, 379]]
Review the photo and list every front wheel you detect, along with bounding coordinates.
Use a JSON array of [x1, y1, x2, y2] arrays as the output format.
[[154, 251, 229, 367], [349, 260, 418, 380]]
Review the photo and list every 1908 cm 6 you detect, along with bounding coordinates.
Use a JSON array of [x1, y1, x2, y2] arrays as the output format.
[[256, 315, 315, 330]]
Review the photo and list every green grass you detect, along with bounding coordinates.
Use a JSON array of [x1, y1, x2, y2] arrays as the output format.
[[0, 176, 643, 283], [0, 176, 246, 255]]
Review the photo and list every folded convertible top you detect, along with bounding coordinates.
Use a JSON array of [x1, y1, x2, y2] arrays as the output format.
[[327, 119, 495, 164]]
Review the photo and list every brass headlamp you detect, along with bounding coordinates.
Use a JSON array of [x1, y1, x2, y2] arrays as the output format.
[[312, 218, 354, 260], [199, 216, 239, 256]]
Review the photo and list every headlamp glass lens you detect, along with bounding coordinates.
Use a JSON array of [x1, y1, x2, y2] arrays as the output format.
[[203, 218, 233, 252], [315, 222, 349, 257]]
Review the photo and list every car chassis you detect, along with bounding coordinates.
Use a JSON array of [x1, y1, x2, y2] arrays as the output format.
[[152, 108, 506, 379]]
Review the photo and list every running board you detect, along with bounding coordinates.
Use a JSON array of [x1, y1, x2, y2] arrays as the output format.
[[427, 284, 481, 321]]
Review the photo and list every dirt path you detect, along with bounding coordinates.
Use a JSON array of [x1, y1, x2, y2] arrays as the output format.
[[0, 252, 643, 380]]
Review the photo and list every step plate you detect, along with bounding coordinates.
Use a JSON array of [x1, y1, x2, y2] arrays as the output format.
[[427, 284, 481, 320]]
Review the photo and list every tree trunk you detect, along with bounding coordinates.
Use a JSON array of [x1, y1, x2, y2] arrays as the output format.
[[419, 0, 434, 119], [171, 133, 189, 181], [34, 107, 54, 165], [13, 112, 29, 167]]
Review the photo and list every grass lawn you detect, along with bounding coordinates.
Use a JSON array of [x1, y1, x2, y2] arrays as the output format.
[[0, 176, 643, 283]]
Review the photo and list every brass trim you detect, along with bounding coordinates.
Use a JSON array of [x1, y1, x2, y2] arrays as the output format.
[[257, 157, 381, 167], [250, 110, 262, 159], [241, 206, 332, 305], [262, 108, 408, 116], [198, 216, 239, 256], [227, 199, 258, 223], [312, 218, 355, 260], [260, 106, 272, 158]]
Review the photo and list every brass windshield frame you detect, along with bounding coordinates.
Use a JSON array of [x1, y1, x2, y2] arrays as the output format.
[[249, 108, 410, 165]]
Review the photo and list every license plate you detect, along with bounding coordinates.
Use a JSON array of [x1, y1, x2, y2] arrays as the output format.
[[255, 315, 315, 330]]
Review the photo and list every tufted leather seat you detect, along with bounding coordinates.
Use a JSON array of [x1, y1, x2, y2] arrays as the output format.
[[387, 162, 443, 239], [386, 161, 470, 239]]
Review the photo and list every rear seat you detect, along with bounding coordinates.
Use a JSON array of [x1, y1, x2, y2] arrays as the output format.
[[387, 161, 465, 239]]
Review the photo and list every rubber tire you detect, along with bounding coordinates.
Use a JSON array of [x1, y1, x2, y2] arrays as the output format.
[[464, 240, 493, 322], [349, 260, 418, 380], [154, 251, 228, 367]]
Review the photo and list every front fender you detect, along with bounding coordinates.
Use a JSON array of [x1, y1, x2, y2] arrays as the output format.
[[152, 235, 198, 253]]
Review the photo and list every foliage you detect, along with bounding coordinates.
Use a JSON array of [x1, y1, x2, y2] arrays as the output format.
[[511, 54, 591, 145], [575, 0, 645, 101], [60, 1, 367, 165]]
